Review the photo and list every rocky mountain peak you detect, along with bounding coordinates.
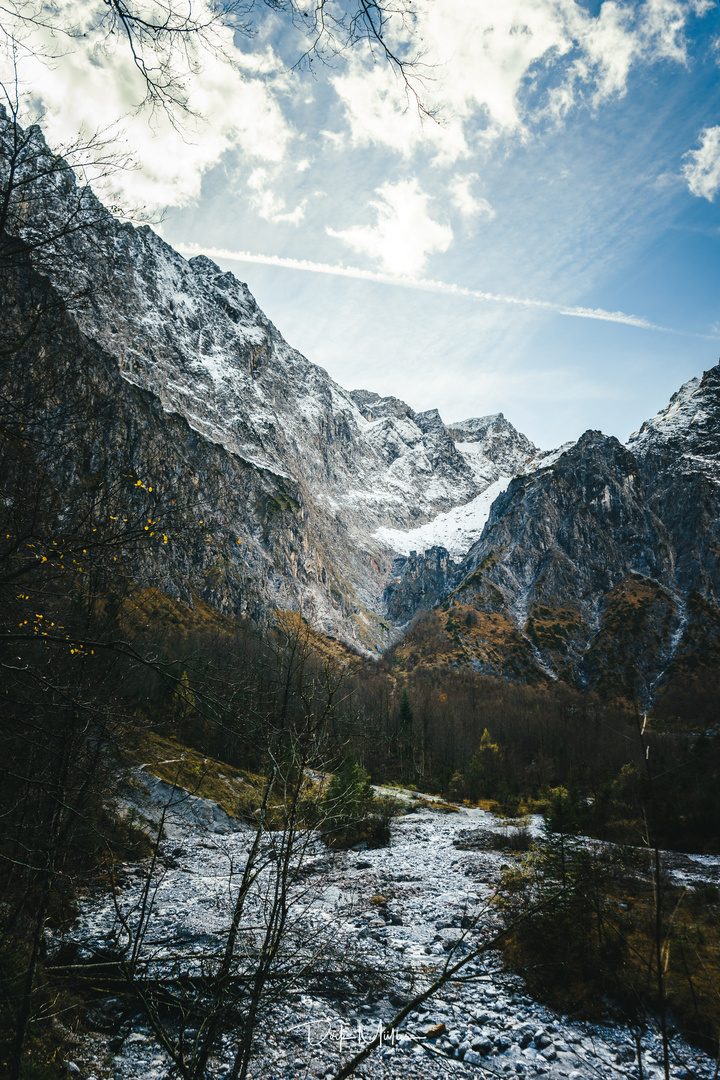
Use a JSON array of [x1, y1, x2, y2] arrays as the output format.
[[349, 390, 414, 421], [14, 109, 720, 702], [449, 413, 538, 473], [627, 362, 720, 480], [450, 412, 505, 442], [3, 109, 546, 652], [414, 408, 444, 432]]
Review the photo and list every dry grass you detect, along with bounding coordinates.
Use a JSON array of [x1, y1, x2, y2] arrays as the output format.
[[124, 729, 327, 825], [414, 798, 461, 814], [390, 603, 550, 684]]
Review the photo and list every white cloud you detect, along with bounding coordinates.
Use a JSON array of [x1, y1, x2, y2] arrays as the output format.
[[251, 189, 307, 225], [247, 167, 306, 224], [2, 0, 711, 215], [567, 2, 639, 105], [682, 126, 720, 200], [330, 0, 712, 160], [645, 0, 715, 56], [562, 0, 706, 112], [449, 174, 495, 220], [329, 63, 468, 163], [326, 179, 452, 276], [0, 0, 294, 210]]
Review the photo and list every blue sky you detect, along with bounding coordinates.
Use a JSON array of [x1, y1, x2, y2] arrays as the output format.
[[4, 0, 720, 449]]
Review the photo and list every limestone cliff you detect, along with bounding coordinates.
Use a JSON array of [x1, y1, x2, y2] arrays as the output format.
[[1, 112, 529, 651], [413, 381, 720, 705], [5, 109, 720, 703]]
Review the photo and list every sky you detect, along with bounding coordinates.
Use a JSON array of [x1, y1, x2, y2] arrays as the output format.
[[3, 0, 720, 450]]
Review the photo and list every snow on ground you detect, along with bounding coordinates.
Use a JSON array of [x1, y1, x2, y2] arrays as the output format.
[[375, 478, 511, 558], [59, 776, 717, 1080]]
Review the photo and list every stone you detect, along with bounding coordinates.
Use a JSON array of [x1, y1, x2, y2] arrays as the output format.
[[471, 1037, 493, 1056], [473, 1012, 494, 1025]]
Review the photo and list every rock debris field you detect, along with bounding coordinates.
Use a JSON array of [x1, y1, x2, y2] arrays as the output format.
[[59, 776, 719, 1080]]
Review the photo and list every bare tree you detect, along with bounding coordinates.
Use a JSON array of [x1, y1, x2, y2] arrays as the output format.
[[0, 112, 195, 1076], [83, 627, 374, 1080], [1, 0, 429, 124]]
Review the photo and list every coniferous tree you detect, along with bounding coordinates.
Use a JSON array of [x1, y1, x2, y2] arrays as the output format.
[[397, 688, 414, 779]]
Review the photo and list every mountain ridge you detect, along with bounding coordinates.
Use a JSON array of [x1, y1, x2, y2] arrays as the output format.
[[0, 111, 539, 651], [4, 108, 720, 705]]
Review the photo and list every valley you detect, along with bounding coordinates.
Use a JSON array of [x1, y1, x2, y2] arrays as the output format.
[[2, 107, 720, 1080], [56, 770, 720, 1080], [5, 109, 720, 706]]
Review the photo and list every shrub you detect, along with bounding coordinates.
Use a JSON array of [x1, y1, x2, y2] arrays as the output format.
[[320, 755, 403, 849], [495, 835, 720, 1057]]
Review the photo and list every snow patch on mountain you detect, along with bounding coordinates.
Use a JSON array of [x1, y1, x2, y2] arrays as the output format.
[[524, 441, 577, 472], [627, 364, 720, 482], [454, 440, 504, 486], [375, 477, 512, 558], [449, 413, 537, 478], [628, 375, 703, 445]]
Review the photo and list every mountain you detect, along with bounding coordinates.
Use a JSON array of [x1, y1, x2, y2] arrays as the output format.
[[4, 109, 720, 711], [627, 367, 720, 477], [397, 368, 720, 710], [0, 111, 533, 653]]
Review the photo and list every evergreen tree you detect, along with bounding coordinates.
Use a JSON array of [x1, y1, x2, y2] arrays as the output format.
[[397, 688, 414, 779], [322, 753, 373, 834], [398, 688, 414, 731]]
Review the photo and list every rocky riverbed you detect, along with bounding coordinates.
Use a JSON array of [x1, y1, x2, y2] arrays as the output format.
[[55, 776, 719, 1080]]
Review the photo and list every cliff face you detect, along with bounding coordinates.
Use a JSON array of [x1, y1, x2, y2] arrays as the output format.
[[449, 413, 538, 483], [2, 113, 530, 652], [5, 110, 720, 701], [408, 378, 720, 705], [627, 366, 720, 476], [1, 256, 339, 634]]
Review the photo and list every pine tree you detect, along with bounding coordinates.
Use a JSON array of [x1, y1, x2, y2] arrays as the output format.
[[398, 688, 414, 731], [322, 754, 373, 833], [397, 689, 414, 780]]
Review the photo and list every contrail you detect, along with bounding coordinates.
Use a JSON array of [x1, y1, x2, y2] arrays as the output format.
[[175, 243, 690, 335]]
